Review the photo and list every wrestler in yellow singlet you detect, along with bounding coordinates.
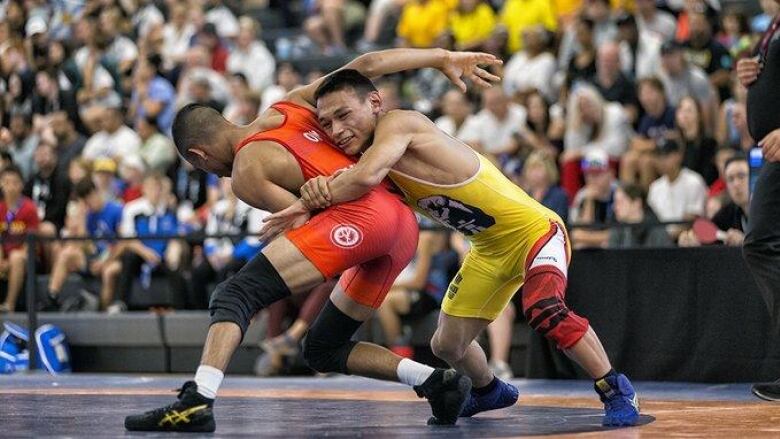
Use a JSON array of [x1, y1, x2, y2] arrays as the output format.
[[389, 151, 568, 320]]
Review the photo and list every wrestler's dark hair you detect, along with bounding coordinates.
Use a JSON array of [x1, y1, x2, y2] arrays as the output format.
[[314, 69, 378, 102], [171, 103, 224, 158]]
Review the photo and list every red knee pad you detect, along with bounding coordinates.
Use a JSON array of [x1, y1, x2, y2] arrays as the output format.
[[521, 266, 589, 350]]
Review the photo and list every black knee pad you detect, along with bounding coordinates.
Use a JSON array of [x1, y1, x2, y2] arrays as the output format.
[[302, 300, 362, 374], [209, 253, 291, 338]]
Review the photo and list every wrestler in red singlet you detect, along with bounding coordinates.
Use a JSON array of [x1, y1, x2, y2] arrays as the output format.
[[233, 101, 419, 308]]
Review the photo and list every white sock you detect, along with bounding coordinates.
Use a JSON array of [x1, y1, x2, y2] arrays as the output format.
[[397, 358, 435, 387], [194, 365, 224, 399]]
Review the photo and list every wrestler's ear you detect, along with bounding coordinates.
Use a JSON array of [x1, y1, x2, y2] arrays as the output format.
[[367, 91, 382, 114], [187, 148, 207, 160]]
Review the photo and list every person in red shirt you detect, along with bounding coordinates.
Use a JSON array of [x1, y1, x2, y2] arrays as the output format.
[[0, 166, 41, 313]]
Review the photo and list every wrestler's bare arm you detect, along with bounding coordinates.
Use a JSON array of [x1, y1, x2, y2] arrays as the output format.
[[231, 147, 299, 213], [285, 49, 499, 109], [323, 111, 418, 204]]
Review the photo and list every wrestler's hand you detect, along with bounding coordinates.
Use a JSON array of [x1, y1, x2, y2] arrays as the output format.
[[300, 176, 333, 210], [440, 51, 502, 92], [736, 56, 762, 87], [259, 200, 310, 242], [760, 128, 780, 163]]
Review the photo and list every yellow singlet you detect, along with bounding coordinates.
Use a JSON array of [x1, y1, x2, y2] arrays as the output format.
[[389, 152, 568, 320]]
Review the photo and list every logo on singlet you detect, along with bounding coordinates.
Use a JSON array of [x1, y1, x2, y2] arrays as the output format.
[[303, 130, 321, 142], [417, 195, 496, 236], [330, 224, 363, 248]]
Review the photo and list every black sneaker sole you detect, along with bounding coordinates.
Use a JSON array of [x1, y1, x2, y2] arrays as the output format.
[[124, 419, 216, 432], [752, 384, 780, 401], [428, 374, 472, 426]]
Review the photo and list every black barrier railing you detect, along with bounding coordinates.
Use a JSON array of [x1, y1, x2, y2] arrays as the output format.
[[12, 218, 694, 372]]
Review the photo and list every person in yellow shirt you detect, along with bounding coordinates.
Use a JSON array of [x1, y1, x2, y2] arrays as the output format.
[[497, 0, 558, 53], [448, 0, 497, 51], [396, 0, 454, 48]]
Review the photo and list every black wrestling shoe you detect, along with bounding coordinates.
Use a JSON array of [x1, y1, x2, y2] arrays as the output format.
[[124, 381, 215, 432], [413, 368, 472, 425], [752, 379, 780, 401]]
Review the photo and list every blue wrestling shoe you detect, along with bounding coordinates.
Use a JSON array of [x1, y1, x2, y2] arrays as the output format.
[[595, 373, 640, 426], [459, 377, 519, 417]]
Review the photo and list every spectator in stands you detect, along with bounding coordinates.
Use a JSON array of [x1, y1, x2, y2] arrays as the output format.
[[715, 78, 754, 149], [175, 45, 231, 110], [495, 0, 558, 55], [171, 162, 220, 231], [99, 6, 140, 76], [558, 0, 617, 70], [228, 17, 275, 93], [608, 183, 672, 248], [396, 0, 451, 48], [108, 174, 178, 313], [504, 95, 560, 176], [43, 179, 123, 311], [193, 23, 229, 74], [131, 0, 165, 40], [260, 63, 302, 113], [752, 0, 780, 33], [136, 116, 176, 175], [0, 166, 40, 313], [675, 0, 716, 43], [561, 85, 631, 200], [648, 137, 708, 239], [130, 55, 176, 133], [30, 69, 79, 129], [447, 0, 496, 52], [460, 87, 527, 164], [616, 13, 662, 80], [68, 158, 92, 190], [563, 16, 598, 97], [592, 41, 639, 124], [570, 149, 618, 248], [130, 54, 176, 136], [522, 151, 570, 222], [82, 106, 141, 163], [708, 146, 737, 197], [72, 18, 122, 133], [676, 96, 718, 185], [204, 0, 240, 39], [162, 0, 196, 71], [304, 0, 365, 55], [621, 77, 676, 189], [357, 0, 405, 51], [434, 89, 475, 140], [92, 158, 122, 204], [119, 155, 146, 204], [635, 0, 677, 42], [25, 143, 69, 232], [717, 10, 754, 58], [658, 40, 717, 135], [685, 12, 733, 101], [188, 178, 263, 309], [376, 226, 458, 358], [502, 25, 557, 102], [1, 112, 40, 181], [678, 155, 749, 247], [255, 280, 335, 376], [405, 67, 451, 114], [48, 112, 86, 177]]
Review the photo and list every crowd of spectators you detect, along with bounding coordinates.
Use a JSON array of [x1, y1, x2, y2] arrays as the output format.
[[0, 0, 771, 375]]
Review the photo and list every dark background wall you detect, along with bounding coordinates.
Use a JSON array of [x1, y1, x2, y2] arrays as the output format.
[[527, 247, 780, 382]]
